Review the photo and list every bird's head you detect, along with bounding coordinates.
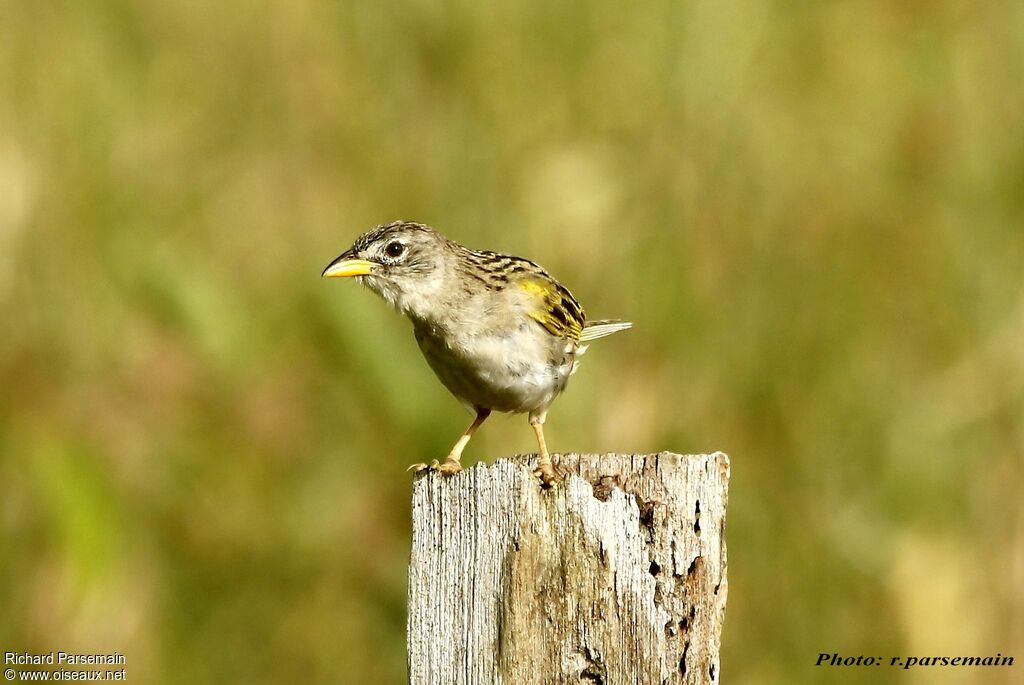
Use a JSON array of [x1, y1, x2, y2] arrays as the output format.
[[322, 221, 454, 318]]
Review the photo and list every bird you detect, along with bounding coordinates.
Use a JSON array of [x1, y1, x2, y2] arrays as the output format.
[[321, 221, 631, 485]]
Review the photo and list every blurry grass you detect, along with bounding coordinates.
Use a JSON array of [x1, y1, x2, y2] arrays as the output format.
[[1, 1, 1022, 684]]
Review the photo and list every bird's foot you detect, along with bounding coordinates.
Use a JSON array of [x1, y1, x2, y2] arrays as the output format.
[[533, 463, 558, 488], [407, 458, 462, 476]]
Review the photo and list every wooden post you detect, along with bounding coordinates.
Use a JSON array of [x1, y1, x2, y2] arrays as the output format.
[[408, 452, 730, 685]]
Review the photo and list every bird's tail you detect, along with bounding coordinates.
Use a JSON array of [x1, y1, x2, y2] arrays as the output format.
[[579, 319, 633, 342]]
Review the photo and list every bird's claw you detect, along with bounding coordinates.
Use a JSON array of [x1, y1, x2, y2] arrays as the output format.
[[408, 459, 462, 476], [534, 464, 558, 488]]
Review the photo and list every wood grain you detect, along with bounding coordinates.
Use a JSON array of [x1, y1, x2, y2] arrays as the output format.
[[408, 452, 729, 685]]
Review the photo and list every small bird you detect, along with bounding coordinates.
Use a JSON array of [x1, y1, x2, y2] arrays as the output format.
[[322, 221, 631, 485]]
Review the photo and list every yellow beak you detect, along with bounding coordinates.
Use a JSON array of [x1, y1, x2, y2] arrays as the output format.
[[322, 258, 375, 279]]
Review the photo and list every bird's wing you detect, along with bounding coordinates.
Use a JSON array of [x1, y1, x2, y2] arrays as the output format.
[[518, 275, 585, 342], [465, 250, 586, 342]]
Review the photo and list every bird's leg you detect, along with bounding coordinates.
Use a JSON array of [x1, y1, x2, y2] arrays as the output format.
[[409, 408, 490, 476], [529, 411, 557, 487], [435, 409, 489, 474]]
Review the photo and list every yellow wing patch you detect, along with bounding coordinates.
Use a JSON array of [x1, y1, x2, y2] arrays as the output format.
[[520, 279, 584, 341]]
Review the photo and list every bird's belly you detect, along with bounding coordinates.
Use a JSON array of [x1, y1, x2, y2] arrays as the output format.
[[414, 324, 571, 414]]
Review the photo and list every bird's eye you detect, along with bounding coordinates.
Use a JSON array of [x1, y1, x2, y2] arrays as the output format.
[[385, 241, 405, 259]]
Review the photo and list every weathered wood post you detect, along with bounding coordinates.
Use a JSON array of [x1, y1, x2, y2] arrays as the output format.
[[408, 452, 730, 685]]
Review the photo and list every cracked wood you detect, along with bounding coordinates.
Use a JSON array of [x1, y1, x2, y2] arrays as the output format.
[[407, 452, 730, 685]]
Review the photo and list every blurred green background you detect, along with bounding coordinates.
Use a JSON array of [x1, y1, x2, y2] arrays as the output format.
[[1, 1, 1021, 683]]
